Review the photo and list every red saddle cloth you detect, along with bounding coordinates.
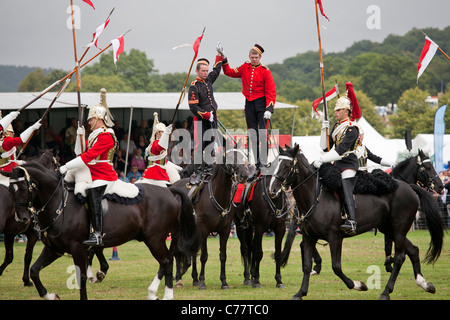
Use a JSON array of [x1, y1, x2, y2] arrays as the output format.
[[232, 182, 257, 204]]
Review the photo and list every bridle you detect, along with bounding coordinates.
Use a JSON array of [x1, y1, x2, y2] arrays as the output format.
[[416, 155, 438, 192], [9, 166, 68, 238]]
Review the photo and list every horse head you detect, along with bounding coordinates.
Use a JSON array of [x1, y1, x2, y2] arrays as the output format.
[[5, 166, 35, 226], [417, 149, 444, 194], [26, 148, 61, 172], [269, 144, 301, 198]]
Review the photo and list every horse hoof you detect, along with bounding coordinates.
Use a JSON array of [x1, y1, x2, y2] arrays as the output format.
[[252, 283, 262, 289], [23, 281, 34, 287], [310, 270, 319, 276], [243, 279, 252, 286], [276, 283, 285, 289], [379, 294, 390, 300], [96, 271, 106, 283], [426, 282, 436, 294], [291, 296, 302, 300], [353, 281, 368, 291], [44, 293, 60, 300], [221, 285, 230, 290], [192, 281, 200, 287], [198, 282, 207, 290], [175, 280, 183, 288]]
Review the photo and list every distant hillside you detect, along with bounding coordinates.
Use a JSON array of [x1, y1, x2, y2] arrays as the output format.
[[0, 65, 52, 92]]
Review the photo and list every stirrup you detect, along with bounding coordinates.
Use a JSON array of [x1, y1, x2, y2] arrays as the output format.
[[83, 232, 104, 247], [340, 220, 356, 236]]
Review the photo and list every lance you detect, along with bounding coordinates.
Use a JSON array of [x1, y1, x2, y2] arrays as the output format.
[[69, 0, 86, 153], [314, 0, 330, 151], [18, 78, 71, 158], [170, 27, 206, 124]]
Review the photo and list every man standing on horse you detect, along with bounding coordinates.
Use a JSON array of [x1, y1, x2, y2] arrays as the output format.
[[220, 43, 276, 172], [313, 82, 362, 236], [0, 110, 41, 175], [188, 52, 224, 185], [59, 102, 118, 246]]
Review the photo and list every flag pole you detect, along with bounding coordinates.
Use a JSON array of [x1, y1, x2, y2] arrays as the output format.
[[170, 27, 206, 124], [69, 0, 85, 153], [314, 0, 330, 151]]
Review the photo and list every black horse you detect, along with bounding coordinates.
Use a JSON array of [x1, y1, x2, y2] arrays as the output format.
[[3, 162, 199, 300], [0, 150, 59, 286], [307, 149, 445, 275], [172, 147, 248, 290], [232, 173, 291, 288], [269, 144, 444, 300]]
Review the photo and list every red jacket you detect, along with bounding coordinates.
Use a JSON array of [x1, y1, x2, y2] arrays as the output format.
[[80, 130, 118, 181], [0, 136, 23, 172], [222, 59, 276, 112], [142, 140, 170, 181]]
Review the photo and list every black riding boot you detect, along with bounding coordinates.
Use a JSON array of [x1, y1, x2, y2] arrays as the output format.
[[339, 177, 357, 236], [83, 185, 107, 247], [189, 164, 202, 185]]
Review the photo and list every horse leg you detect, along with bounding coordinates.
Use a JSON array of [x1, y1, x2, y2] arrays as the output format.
[[384, 234, 394, 273], [311, 246, 322, 276], [251, 227, 264, 288], [86, 249, 96, 283], [191, 251, 199, 286], [30, 246, 62, 300], [292, 237, 315, 300], [404, 238, 436, 294], [273, 224, 285, 288], [198, 237, 208, 290], [94, 248, 109, 283], [379, 236, 407, 300], [0, 234, 14, 278], [22, 231, 38, 286], [329, 235, 368, 292], [146, 240, 173, 300], [71, 245, 89, 300], [236, 224, 252, 285], [219, 231, 230, 290]]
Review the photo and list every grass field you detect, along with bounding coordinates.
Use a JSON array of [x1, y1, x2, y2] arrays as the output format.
[[0, 230, 448, 300]]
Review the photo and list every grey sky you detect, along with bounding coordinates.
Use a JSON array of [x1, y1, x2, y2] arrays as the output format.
[[1, 0, 450, 74]]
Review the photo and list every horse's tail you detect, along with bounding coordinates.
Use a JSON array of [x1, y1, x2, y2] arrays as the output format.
[[410, 184, 444, 264], [169, 187, 200, 259], [279, 217, 298, 267]]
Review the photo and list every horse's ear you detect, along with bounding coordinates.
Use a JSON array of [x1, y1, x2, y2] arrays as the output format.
[[279, 145, 285, 154], [292, 143, 300, 156]]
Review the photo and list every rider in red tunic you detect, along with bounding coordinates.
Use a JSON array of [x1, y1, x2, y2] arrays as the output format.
[[59, 103, 118, 246], [0, 110, 41, 174], [142, 121, 172, 185]]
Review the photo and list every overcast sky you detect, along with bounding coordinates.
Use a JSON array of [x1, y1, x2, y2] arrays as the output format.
[[1, 0, 450, 74]]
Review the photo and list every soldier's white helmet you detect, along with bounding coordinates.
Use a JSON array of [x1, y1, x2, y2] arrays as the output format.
[[334, 96, 351, 112], [87, 88, 114, 127], [155, 122, 166, 132]]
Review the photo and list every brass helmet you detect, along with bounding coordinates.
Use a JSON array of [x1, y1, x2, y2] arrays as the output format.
[[87, 88, 114, 127]]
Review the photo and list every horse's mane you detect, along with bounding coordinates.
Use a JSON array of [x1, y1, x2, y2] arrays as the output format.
[[21, 161, 59, 181], [391, 156, 416, 177]]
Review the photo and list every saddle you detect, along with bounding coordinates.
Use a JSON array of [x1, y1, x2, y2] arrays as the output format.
[[186, 181, 206, 205], [65, 167, 145, 205], [319, 163, 399, 195]]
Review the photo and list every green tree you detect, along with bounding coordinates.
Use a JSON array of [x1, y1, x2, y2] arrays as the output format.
[[389, 87, 434, 138], [18, 68, 46, 91]]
